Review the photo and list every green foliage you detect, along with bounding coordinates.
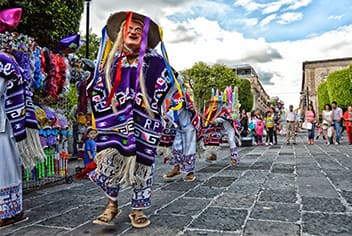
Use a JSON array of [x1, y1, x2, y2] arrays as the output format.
[[236, 79, 253, 111], [326, 68, 352, 110], [317, 82, 329, 111], [1, 0, 84, 50], [183, 62, 253, 112], [76, 31, 101, 60], [67, 83, 78, 113]]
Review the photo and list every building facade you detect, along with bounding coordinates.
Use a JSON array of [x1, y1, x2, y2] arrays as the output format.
[[300, 57, 352, 118], [233, 64, 270, 112]]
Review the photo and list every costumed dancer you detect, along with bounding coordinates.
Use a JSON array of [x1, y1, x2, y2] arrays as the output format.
[[0, 51, 29, 229], [157, 97, 176, 164], [88, 11, 180, 228], [203, 93, 240, 166], [0, 8, 46, 228], [163, 74, 199, 182]]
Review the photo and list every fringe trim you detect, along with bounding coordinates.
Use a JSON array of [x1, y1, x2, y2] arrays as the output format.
[[96, 148, 152, 187], [157, 146, 172, 159], [17, 128, 47, 169]]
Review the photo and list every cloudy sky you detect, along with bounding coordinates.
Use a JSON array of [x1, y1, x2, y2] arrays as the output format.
[[79, 0, 352, 108]]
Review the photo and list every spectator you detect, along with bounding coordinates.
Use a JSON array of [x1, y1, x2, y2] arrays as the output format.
[[305, 104, 316, 144], [331, 101, 343, 144], [255, 118, 265, 145], [285, 105, 296, 144], [239, 109, 248, 137], [322, 104, 337, 145], [83, 128, 97, 167], [343, 104, 352, 145], [265, 109, 275, 145]]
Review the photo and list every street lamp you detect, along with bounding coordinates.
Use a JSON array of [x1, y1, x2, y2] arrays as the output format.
[[85, 0, 91, 59]]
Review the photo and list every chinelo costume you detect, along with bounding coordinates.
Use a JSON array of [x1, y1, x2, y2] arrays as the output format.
[[87, 11, 183, 228], [162, 74, 199, 182]]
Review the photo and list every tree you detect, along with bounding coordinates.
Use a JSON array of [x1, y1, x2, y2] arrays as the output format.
[[1, 0, 84, 50], [236, 78, 253, 112], [326, 67, 352, 110], [183, 62, 253, 112], [76, 31, 101, 60], [317, 82, 329, 111]]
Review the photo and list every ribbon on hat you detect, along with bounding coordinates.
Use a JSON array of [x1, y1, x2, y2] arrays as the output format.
[[158, 27, 184, 111], [91, 26, 110, 86], [105, 11, 133, 107], [91, 112, 96, 130]]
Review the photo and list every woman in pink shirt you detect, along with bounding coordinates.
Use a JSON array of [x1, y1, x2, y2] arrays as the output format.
[[305, 104, 316, 144], [343, 105, 352, 144]]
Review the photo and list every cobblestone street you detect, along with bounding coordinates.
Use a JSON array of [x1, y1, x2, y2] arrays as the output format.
[[2, 133, 352, 236]]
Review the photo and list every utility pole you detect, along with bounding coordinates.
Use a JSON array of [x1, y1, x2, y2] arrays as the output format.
[[85, 0, 91, 59]]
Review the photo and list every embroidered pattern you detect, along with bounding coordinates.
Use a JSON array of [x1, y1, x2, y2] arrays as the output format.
[[0, 184, 22, 219]]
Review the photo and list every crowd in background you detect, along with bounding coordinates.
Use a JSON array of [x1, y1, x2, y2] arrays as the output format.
[[235, 101, 352, 146]]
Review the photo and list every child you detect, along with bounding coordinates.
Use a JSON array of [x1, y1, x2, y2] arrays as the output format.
[[255, 119, 264, 145], [265, 110, 275, 145], [84, 128, 97, 166], [248, 116, 257, 145], [76, 128, 97, 179], [315, 122, 324, 140]]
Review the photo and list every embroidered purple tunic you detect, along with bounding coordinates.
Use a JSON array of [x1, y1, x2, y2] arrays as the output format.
[[91, 49, 172, 166]]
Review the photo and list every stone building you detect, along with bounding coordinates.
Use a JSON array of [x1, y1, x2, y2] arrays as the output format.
[[300, 57, 352, 117], [233, 64, 270, 112]]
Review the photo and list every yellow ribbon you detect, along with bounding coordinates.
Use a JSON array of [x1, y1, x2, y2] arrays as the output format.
[[91, 112, 96, 130], [205, 96, 218, 127], [99, 39, 112, 73]]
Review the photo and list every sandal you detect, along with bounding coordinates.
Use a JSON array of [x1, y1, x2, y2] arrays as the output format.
[[231, 159, 238, 166], [163, 165, 181, 180], [206, 154, 217, 162], [93, 204, 121, 226], [0, 211, 28, 229], [184, 172, 196, 182], [129, 210, 151, 228]]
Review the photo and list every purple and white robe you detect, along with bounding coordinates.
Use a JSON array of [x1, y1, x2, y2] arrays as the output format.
[[89, 49, 173, 208]]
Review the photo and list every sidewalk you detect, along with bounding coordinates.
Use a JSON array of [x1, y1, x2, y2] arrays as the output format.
[[2, 133, 352, 236]]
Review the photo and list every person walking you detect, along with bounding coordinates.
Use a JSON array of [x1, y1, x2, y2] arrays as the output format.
[[322, 104, 337, 145], [331, 101, 343, 144], [204, 100, 240, 166], [163, 84, 199, 182], [343, 104, 352, 145], [285, 105, 296, 144], [87, 11, 178, 228], [305, 104, 316, 144]]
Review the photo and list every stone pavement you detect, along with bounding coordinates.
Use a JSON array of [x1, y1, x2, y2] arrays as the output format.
[[2, 133, 352, 236]]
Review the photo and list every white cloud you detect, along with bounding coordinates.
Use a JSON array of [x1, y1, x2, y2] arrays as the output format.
[[235, 18, 259, 27], [328, 15, 344, 20], [277, 12, 303, 24], [260, 14, 277, 26], [80, 0, 352, 109], [285, 0, 312, 10], [262, 1, 284, 14], [261, 25, 352, 108], [234, 0, 264, 12]]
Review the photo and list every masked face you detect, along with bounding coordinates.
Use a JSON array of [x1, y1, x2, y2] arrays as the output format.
[[123, 20, 143, 50]]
